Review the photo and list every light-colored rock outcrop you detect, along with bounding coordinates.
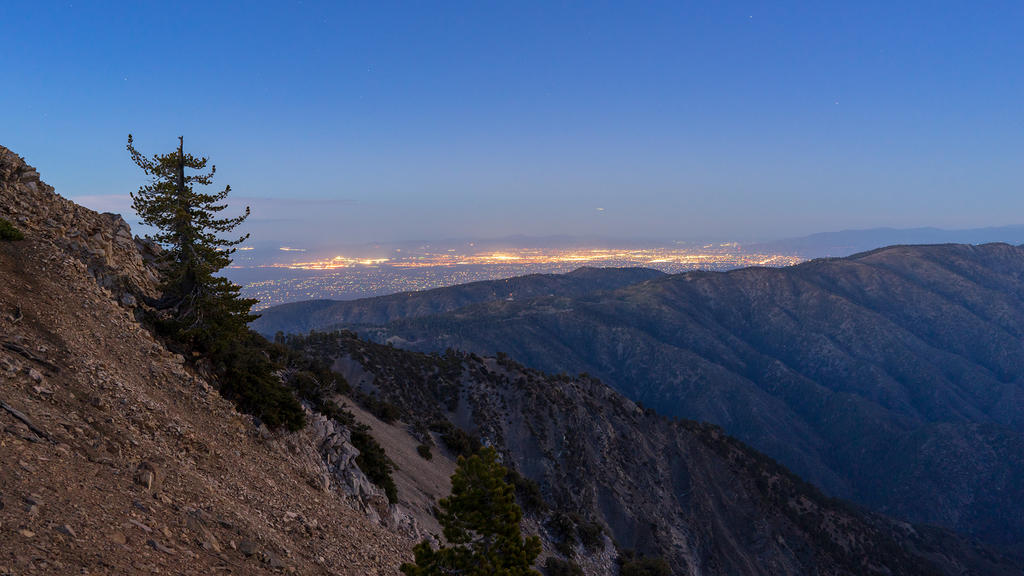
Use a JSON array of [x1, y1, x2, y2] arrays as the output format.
[[0, 145, 160, 307]]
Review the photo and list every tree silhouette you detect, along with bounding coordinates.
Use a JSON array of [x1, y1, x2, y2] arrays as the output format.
[[401, 447, 541, 576], [128, 135, 303, 430], [127, 134, 255, 348]]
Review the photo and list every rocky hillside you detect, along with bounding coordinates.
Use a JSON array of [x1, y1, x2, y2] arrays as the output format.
[[0, 146, 161, 308], [0, 146, 417, 574], [252, 267, 665, 336], [284, 244, 1024, 551], [288, 331, 1022, 576]]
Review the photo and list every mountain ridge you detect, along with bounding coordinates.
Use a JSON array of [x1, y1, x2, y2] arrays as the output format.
[[288, 331, 1023, 575], [268, 241, 1024, 549], [252, 266, 665, 336]]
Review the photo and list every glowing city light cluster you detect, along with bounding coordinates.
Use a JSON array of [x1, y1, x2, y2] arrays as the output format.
[[232, 244, 804, 309], [289, 255, 392, 269], [276, 247, 802, 272]]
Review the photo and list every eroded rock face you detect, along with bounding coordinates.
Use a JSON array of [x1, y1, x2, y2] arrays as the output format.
[[308, 412, 374, 497], [258, 407, 426, 543], [0, 145, 160, 308]]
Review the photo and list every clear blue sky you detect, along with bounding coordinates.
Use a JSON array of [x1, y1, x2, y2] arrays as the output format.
[[2, 1, 1023, 246]]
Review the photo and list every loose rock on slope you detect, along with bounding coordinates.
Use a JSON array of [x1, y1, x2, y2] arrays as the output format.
[[0, 146, 414, 574]]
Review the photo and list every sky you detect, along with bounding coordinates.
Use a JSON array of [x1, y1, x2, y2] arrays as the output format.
[[2, 1, 1023, 247]]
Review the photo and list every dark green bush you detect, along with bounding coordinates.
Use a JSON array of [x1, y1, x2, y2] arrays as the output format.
[[362, 394, 402, 423], [546, 511, 603, 556], [577, 519, 604, 550], [287, 370, 325, 399], [548, 512, 577, 556], [506, 468, 547, 512], [618, 551, 671, 576], [317, 399, 351, 424], [417, 444, 433, 460], [442, 428, 480, 457], [430, 419, 481, 458], [209, 331, 305, 431], [0, 218, 24, 241], [544, 557, 584, 576], [350, 424, 398, 503], [411, 420, 431, 444]]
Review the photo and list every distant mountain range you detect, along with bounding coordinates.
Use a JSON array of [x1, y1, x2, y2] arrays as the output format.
[[257, 243, 1024, 550], [755, 225, 1024, 257], [251, 267, 665, 336]]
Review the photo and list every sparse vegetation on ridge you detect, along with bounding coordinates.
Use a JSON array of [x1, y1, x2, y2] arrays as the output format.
[[617, 550, 671, 576], [283, 328, 1007, 575], [543, 557, 584, 576], [271, 339, 399, 501], [0, 217, 24, 240]]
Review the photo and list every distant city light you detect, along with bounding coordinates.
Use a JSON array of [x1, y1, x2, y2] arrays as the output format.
[[232, 244, 804, 309]]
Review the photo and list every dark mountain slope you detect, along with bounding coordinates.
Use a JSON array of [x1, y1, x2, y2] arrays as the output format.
[[343, 244, 1024, 548], [288, 332, 1022, 576], [251, 266, 665, 336]]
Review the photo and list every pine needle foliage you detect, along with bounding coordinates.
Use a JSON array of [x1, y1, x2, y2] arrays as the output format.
[[401, 447, 541, 576], [127, 135, 255, 343], [127, 135, 303, 430]]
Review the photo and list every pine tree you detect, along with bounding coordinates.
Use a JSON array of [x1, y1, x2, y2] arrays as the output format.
[[401, 447, 542, 576], [127, 134, 255, 349], [127, 135, 304, 430]]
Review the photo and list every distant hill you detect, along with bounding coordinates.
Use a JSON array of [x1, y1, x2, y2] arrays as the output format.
[[308, 243, 1024, 549], [252, 266, 665, 336], [754, 225, 1024, 257]]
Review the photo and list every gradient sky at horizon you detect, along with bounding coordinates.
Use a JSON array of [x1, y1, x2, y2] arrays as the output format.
[[3, 1, 1023, 246]]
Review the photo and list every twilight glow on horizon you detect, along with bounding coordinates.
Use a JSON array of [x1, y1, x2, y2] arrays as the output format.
[[3, 2, 1023, 247]]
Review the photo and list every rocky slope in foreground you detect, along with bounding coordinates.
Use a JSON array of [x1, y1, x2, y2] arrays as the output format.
[[330, 243, 1024, 550], [290, 331, 1022, 576], [0, 146, 416, 574]]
